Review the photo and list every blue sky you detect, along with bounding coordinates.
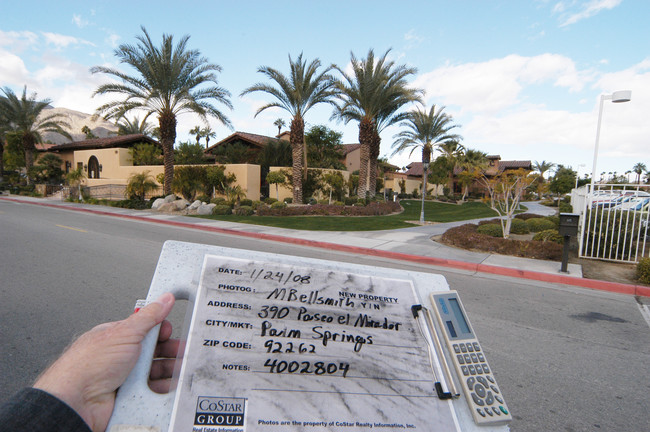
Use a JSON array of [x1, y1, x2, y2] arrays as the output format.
[[1, 0, 648, 179]]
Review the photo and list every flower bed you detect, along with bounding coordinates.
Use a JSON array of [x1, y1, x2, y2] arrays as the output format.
[[256, 201, 402, 217]]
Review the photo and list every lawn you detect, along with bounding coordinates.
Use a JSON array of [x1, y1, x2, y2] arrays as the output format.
[[194, 200, 504, 231]]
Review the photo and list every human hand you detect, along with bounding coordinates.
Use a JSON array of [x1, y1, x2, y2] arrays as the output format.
[[34, 293, 176, 432]]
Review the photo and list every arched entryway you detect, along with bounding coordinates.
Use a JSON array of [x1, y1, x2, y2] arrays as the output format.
[[88, 156, 100, 179]]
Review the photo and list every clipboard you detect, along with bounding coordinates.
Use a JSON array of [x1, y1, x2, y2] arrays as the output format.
[[107, 241, 510, 432]]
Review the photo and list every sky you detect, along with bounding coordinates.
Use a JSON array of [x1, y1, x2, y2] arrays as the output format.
[[1, 0, 648, 180]]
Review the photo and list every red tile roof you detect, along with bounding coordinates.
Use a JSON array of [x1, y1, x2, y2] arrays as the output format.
[[48, 134, 159, 151], [206, 131, 279, 153]]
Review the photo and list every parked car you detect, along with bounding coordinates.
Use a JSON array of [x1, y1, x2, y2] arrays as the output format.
[[611, 197, 650, 211]]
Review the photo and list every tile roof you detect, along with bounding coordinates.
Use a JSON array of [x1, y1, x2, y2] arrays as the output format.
[[497, 160, 532, 171], [48, 134, 159, 151], [341, 143, 361, 155], [206, 131, 279, 153]]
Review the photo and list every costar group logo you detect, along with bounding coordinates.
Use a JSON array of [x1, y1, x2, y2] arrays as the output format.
[[194, 396, 246, 427]]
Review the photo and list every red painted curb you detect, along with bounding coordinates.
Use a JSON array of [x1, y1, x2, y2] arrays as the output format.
[[2, 196, 649, 297]]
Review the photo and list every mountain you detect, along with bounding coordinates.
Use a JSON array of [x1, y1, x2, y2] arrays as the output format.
[[41, 107, 118, 144]]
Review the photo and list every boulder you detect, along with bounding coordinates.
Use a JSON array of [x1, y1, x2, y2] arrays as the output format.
[[156, 202, 177, 213], [163, 194, 177, 203], [173, 199, 190, 210], [151, 198, 166, 210], [189, 200, 203, 210], [196, 203, 216, 215]]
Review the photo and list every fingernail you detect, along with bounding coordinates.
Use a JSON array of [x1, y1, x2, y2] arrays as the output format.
[[152, 292, 175, 307]]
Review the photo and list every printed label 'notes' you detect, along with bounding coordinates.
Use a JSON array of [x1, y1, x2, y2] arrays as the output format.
[[169, 255, 457, 431]]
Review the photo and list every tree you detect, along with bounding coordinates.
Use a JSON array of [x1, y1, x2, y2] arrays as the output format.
[[202, 127, 216, 149], [66, 167, 86, 200], [175, 141, 207, 164], [456, 149, 488, 202], [241, 53, 336, 204], [125, 171, 159, 201], [633, 162, 647, 184], [333, 49, 422, 199], [481, 168, 534, 238], [92, 26, 233, 195], [549, 165, 576, 205], [305, 125, 345, 170], [81, 125, 97, 139], [30, 153, 64, 184], [437, 140, 465, 194], [117, 115, 155, 137], [130, 143, 163, 166], [0, 86, 71, 183], [266, 170, 287, 201], [273, 118, 286, 136], [392, 104, 461, 221], [322, 170, 345, 204], [189, 126, 202, 145], [533, 160, 555, 199]]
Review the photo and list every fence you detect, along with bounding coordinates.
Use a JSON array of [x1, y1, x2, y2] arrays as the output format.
[[577, 183, 650, 263]]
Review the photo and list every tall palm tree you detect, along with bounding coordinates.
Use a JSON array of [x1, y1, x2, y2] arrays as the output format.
[[201, 126, 216, 149], [633, 162, 647, 184], [533, 160, 555, 199], [116, 114, 155, 137], [241, 53, 336, 204], [91, 26, 233, 195], [392, 105, 461, 221], [189, 125, 202, 145], [458, 148, 488, 201], [0, 86, 71, 183], [273, 118, 286, 136], [333, 49, 422, 199]]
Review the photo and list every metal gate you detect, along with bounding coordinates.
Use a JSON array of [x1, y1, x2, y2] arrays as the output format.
[[578, 184, 650, 263]]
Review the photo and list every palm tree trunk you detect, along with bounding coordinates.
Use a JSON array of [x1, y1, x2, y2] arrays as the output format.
[[22, 134, 35, 185], [368, 128, 380, 199], [290, 116, 304, 204], [358, 117, 373, 200], [159, 111, 177, 195]]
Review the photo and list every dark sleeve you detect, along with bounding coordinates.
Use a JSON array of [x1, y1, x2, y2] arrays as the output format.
[[0, 388, 92, 432]]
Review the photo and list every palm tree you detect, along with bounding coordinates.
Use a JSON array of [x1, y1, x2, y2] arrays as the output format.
[[273, 118, 286, 136], [241, 53, 336, 204], [633, 162, 647, 184], [392, 105, 461, 221], [0, 86, 71, 183], [66, 166, 86, 200], [91, 26, 233, 195], [189, 126, 203, 145], [333, 49, 422, 199], [437, 140, 465, 195], [201, 126, 216, 149], [533, 160, 555, 199], [116, 114, 155, 136], [458, 148, 488, 201]]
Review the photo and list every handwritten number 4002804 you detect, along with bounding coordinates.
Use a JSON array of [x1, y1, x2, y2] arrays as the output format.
[[263, 359, 350, 378]]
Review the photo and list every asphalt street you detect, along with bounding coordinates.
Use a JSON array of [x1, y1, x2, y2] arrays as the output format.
[[1, 198, 648, 432]]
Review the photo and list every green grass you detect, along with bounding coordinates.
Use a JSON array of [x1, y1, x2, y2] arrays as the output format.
[[193, 200, 506, 231]]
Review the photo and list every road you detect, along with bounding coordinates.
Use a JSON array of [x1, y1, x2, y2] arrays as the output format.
[[1, 198, 648, 431]]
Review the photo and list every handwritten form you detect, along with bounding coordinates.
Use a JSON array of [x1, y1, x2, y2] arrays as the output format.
[[169, 254, 458, 432]]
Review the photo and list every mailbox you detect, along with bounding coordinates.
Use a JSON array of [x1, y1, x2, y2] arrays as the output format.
[[559, 213, 580, 237]]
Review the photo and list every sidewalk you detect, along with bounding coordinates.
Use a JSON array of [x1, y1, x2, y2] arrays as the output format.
[[3, 195, 648, 297]]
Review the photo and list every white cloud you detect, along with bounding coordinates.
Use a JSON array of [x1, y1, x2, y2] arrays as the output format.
[[413, 54, 587, 114], [42, 32, 95, 49], [0, 49, 32, 87], [558, 0, 622, 27], [0, 30, 38, 52], [72, 14, 89, 28]]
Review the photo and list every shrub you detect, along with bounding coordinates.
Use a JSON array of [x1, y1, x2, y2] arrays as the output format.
[[526, 218, 556, 232], [239, 198, 253, 207], [234, 205, 254, 216], [477, 223, 503, 237], [212, 205, 232, 215], [196, 195, 211, 203], [515, 213, 542, 220], [251, 200, 264, 210], [559, 202, 572, 213], [533, 229, 564, 244], [344, 196, 357, 205], [271, 201, 287, 209], [264, 197, 278, 205], [210, 197, 228, 205], [637, 258, 650, 284], [509, 218, 529, 234], [284, 197, 293, 204]]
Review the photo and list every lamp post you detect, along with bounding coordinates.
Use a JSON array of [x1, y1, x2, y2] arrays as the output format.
[[589, 90, 631, 195]]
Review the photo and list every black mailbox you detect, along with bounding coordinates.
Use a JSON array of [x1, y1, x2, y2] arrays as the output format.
[[559, 213, 580, 237]]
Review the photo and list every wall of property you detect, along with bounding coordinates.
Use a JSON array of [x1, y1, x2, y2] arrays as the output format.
[[268, 167, 351, 202], [344, 148, 360, 172], [384, 176, 442, 197]]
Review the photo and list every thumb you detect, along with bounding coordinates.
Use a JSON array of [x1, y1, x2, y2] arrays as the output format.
[[125, 293, 175, 337]]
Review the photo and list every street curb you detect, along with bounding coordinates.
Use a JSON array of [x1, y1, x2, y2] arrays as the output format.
[[3, 196, 649, 297]]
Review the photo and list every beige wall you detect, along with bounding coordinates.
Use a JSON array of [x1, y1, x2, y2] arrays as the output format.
[[344, 147, 360, 172], [384, 176, 442, 197], [268, 167, 351, 202]]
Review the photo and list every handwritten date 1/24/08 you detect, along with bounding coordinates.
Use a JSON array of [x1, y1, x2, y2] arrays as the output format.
[[250, 269, 311, 285], [264, 340, 316, 354], [263, 359, 350, 378]]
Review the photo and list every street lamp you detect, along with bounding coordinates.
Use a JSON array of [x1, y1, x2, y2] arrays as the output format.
[[589, 90, 631, 195]]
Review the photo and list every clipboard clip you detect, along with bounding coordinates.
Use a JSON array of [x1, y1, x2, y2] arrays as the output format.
[[412, 305, 458, 400]]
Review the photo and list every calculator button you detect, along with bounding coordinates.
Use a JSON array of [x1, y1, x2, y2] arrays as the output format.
[[460, 344, 467, 353], [474, 383, 486, 398], [485, 392, 495, 405], [473, 342, 481, 351], [466, 377, 476, 390], [471, 393, 485, 406], [453, 344, 461, 353], [495, 396, 504, 404], [485, 409, 494, 416], [468, 365, 476, 375], [457, 355, 465, 365], [477, 353, 485, 362], [467, 344, 474, 352], [490, 385, 500, 394], [493, 407, 501, 416], [499, 406, 509, 415], [464, 354, 472, 363], [476, 377, 488, 387], [486, 375, 495, 384], [476, 408, 486, 417], [470, 354, 479, 363], [481, 364, 490, 374], [461, 366, 469, 376]]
